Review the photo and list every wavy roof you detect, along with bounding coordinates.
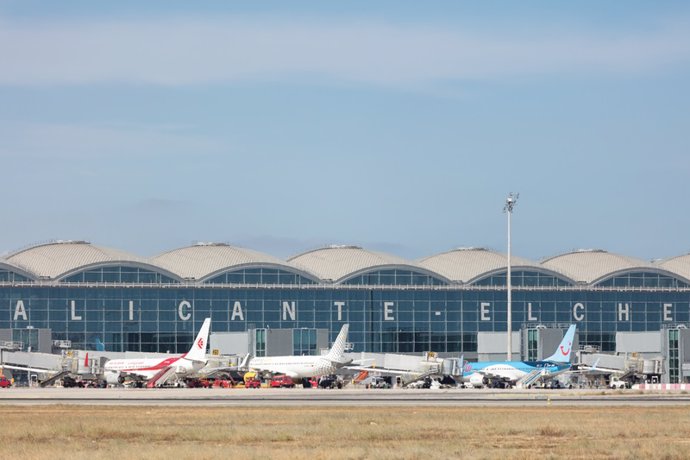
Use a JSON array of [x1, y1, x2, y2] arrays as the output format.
[[2, 240, 690, 286], [0, 261, 36, 280], [288, 245, 431, 282], [151, 243, 312, 281], [418, 247, 555, 284], [5, 240, 149, 280], [540, 249, 654, 284], [653, 254, 690, 283]]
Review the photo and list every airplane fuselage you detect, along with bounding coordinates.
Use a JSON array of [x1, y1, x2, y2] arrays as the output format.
[[103, 317, 212, 386], [248, 356, 340, 379], [246, 324, 350, 380], [464, 361, 570, 383], [104, 355, 204, 380]]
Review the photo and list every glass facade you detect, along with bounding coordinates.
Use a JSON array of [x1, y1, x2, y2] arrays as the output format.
[[526, 329, 538, 361], [474, 270, 571, 287], [668, 329, 680, 383], [62, 266, 178, 284], [342, 269, 447, 286], [293, 328, 317, 355], [206, 268, 316, 285], [596, 272, 689, 288], [0, 269, 31, 283], [2, 270, 690, 354], [255, 328, 266, 357]]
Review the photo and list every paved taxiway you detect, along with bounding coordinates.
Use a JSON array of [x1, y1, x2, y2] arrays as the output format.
[[2, 387, 689, 407]]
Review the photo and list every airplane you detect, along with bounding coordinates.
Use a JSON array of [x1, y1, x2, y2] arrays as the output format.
[[242, 324, 350, 380], [103, 318, 211, 387], [463, 324, 577, 388]]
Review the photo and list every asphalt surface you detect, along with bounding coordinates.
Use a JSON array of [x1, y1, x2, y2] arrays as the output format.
[[2, 387, 690, 406]]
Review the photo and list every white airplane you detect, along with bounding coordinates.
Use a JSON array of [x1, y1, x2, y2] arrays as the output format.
[[244, 324, 350, 380], [103, 318, 211, 387]]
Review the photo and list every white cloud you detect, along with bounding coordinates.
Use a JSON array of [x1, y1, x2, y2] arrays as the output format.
[[0, 16, 689, 86]]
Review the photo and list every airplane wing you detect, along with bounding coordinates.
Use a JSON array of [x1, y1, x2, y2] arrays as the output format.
[[198, 353, 252, 376], [247, 364, 296, 378], [567, 359, 622, 376], [249, 367, 301, 380], [323, 357, 353, 366], [344, 364, 423, 377], [198, 364, 243, 375], [569, 364, 623, 376], [0, 364, 61, 375], [469, 369, 514, 382], [536, 367, 571, 381]]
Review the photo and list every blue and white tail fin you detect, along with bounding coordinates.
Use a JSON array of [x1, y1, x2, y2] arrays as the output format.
[[591, 358, 600, 370], [325, 324, 349, 362], [544, 324, 576, 363], [185, 318, 211, 362]]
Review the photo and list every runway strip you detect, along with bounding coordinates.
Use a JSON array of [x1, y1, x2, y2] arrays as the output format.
[[2, 388, 690, 406]]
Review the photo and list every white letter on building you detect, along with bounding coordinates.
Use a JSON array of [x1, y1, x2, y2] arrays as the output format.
[[528, 302, 537, 321], [618, 303, 630, 322], [178, 301, 192, 321], [664, 303, 673, 322], [481, 302, 491, 321], [70, 300, 82, 321], [128, 300, 135, 321], [334, 301, 345, 321], [384, 302, 395, 321], [14, 300, 27, 321], [573, 303, 585, 321], [231, 301, 244, 321], [282, 301, 296, 321]]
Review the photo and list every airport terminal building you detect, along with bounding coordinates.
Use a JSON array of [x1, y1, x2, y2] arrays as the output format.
[[1, 240, 690, 382]]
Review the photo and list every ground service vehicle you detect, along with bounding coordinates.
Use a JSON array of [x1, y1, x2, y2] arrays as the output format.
[[244, 378, 261, 388], [0, 376, 11, 388], [318, 375, 343, 389], [186, 378, 212, 388], [270, 375, 295, 388], [212, 379, 234, 389], [367, 376, 391, 389], [62, 376, 85, 388], [609, 376, 627, 389]]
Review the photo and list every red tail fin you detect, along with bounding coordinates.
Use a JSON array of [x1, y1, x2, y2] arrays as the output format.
[[84, 352, 89, 367]]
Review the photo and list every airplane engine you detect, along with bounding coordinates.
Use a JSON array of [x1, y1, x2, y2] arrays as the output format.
[[469, 373, 486, 388], [174, 366, 188, 375], [105, 373, 125, 385]]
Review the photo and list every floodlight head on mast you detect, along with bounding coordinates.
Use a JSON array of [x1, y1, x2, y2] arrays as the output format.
[[504, 192, 519, 213]]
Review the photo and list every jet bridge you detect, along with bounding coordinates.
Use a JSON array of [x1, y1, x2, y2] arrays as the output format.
[[576, 350, 663, 384], [343, 351, 461, 387]]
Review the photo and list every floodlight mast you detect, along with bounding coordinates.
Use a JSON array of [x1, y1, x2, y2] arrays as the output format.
[[504, 193, 519, 361]]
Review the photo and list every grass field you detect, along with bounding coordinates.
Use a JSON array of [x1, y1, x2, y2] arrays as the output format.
[[2, 405, 689, 459]]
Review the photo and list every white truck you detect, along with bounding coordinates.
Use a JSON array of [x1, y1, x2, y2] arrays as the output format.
[[609, 376, 627, 389]]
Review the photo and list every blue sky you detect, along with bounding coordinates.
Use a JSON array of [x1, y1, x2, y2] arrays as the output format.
[[1, 1, 689, 262]]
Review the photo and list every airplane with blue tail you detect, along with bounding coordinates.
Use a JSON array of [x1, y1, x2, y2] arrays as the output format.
[[462, 324, 577, 388]]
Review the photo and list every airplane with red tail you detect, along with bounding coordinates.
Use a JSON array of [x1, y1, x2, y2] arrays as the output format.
[[103, 318, 211, 387]]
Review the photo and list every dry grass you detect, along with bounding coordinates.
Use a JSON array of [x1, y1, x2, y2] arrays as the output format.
[[2, 406, 690, 459]]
